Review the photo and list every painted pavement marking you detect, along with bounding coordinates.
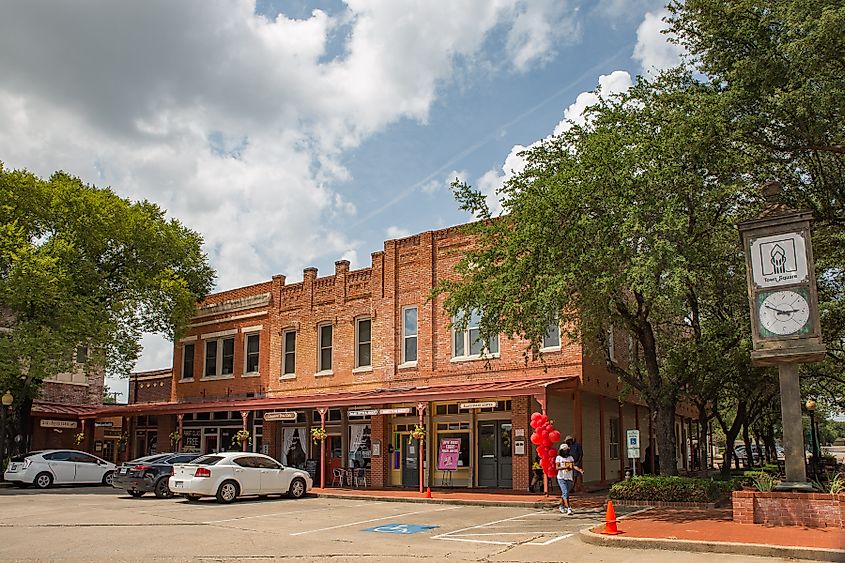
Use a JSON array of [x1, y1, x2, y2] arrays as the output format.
[[431, 511, 577, 546], [290, 505, 459, 536]]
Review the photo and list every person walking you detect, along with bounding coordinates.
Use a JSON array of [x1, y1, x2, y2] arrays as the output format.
[[565, 435, 584, 491], [555, 443, 583, 515]]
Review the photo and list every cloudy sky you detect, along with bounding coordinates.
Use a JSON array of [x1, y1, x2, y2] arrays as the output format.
[[0, 0, 682, 400]]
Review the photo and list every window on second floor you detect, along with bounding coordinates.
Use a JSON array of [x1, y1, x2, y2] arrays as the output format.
[[204, 336, 234, 378], [355, 318, 371, 368], [244, 333, 260, 374], [452, 310, 498, 359], [318, 323, 332, 372], [282, 330, 296, 376], [181, 343, 195, 380], [402, 306, 418, 364], [542, 322, 561, 349]]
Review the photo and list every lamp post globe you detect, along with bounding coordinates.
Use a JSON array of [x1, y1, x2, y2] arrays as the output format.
[[1, 391, 12, 407]]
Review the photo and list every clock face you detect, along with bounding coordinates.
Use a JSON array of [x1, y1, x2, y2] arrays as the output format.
[[758, 290, 811, 336]]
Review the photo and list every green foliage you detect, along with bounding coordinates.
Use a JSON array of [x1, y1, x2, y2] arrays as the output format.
[[0, 166, 215, 402], [750, 471, 776, 492], [437, 70, 760, 475], [668, 0, 845, 413], [609, 475, 738, 503]]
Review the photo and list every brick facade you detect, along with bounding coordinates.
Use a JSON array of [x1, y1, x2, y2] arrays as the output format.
[[129, 368, 172, 404], [733, 491, 845, 528], [89, 222, 695, 489]]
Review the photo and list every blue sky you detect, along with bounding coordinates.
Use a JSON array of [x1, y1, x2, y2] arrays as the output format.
[[0, 1, 682, 399]]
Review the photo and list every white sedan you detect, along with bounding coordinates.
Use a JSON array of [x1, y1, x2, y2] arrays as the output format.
[[3, 449, 116, 488], [169, 452, 312, 503]]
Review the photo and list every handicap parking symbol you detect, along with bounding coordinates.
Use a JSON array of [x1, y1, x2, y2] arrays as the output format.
[[363, 523, 439, 535]]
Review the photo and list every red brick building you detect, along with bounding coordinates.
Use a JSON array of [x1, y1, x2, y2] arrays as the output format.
[[84, 224, 695, 490], [30, 346, 107, 453]]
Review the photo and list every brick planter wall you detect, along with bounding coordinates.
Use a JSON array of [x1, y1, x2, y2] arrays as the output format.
[[732, 491, 845, 528]]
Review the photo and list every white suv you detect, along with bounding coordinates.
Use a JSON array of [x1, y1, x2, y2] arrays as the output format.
[[4, 450, 116, 488]]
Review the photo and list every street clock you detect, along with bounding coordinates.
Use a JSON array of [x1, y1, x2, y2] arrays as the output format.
[[738, 183, 826, 366]]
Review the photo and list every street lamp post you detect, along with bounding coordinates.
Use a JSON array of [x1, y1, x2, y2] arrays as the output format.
[[0, 391, 13, 471], [805, 399, 819, 480]]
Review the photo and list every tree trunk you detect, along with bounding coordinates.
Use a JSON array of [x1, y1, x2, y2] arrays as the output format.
[[655, 405, 678, 476], [698, 413, 709, 470], [742, 421, 754, 468], [717, 402, 746, 477]]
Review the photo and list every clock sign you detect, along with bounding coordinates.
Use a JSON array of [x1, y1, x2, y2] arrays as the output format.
[[756, 289, 812, 337]]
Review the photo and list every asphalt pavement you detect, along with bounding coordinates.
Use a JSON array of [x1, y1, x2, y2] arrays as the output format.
[[0, 486, 793, 562]]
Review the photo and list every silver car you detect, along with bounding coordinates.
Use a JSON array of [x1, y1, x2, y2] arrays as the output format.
[[3, 449, 116, 489]]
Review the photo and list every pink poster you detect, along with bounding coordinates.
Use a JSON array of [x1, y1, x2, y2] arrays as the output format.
[[438, 438, 461, 470]]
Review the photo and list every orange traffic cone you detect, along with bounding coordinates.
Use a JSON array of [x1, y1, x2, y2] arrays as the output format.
[[425, 487, 432, 499], [602, 500, 622, 535]]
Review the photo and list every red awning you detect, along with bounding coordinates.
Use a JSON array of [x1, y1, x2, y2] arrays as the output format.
[[33, 401, 101, 417], [82, 373, 578, 418]]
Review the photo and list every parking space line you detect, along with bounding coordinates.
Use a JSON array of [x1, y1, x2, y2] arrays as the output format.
[[430, 512, 539, 540], [204, 502, 381, 524], [526, 533, 573, 545], [290, 505, 459, 536]]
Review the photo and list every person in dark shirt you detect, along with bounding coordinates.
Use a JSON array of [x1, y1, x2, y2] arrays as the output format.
[[565, 435, 584, 491]]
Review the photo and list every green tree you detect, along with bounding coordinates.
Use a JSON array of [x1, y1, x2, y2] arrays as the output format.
[[0, 166, 214, 448], [437, 71, 759, 475]]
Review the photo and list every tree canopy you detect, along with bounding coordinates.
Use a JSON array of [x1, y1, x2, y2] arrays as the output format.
[[0, 165, 215, 405], [437, 71, 761, 475]]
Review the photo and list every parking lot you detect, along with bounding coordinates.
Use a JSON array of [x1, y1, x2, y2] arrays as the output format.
[[0, 486, 775, 562]]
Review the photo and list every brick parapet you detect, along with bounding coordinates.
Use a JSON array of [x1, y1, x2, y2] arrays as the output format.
[[732, 491, 844, 528]]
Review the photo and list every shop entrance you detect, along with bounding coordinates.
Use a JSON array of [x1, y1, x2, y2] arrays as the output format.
[[478, 421, 513, 488], [401, 438, 420, 488]]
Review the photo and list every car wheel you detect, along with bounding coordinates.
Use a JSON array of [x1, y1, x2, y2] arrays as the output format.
[[216, 480, 239, 504], [102, 471, 114, 486], [128, 490, 145, 498], [288, 477, 306, 499], [185, 494, 201, 502], [154, 478, 173, 499], [34, 472, 53, 489]]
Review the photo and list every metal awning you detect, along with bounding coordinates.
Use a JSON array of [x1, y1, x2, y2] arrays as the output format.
[[33, 401, 101, 417], [81, 373, 578, 419]]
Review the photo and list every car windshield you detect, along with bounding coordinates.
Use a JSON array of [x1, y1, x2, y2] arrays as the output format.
[[190, 455, 224, 466], [11, 451, 42, 462]]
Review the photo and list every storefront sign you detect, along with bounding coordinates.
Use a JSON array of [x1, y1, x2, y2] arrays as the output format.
[[39, 419, 77, 429], [458, 402, 496, 410], [378, 408, 412, 415], [103, 430, 123, 439], [94, 421, 114, 428], [348, 409, 379, 417], [438, 438, 461, 470], [372, 440, 381, 457], [263, 411, 298, 421], [182, 429, 201, 453]]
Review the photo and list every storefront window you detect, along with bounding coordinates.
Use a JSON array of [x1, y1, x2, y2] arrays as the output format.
[[437, 433, 470, 468], [348, 424, 372, 469]]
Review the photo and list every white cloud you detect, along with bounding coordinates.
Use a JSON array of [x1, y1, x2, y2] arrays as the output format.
[[473, 69, 632, 218], [386, 226, 412, 239], [633, 9, 685, 73], [0, 0, 576, 295], [506, 0, 581, 72], [553, 70, 633, 134]]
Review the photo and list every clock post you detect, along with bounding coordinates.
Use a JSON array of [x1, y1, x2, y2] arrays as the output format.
[[738, 182, 826, 488]]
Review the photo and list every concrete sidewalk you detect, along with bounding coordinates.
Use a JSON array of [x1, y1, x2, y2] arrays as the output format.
[[582, 507, 845, 562], [312, 486, 608, 509]]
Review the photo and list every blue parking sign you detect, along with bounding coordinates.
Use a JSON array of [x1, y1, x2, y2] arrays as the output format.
[[363, 524, 439, 535]]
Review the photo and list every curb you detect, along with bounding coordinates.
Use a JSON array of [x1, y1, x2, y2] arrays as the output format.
[[578, 527, 845, 562], [312, 492, 561, 509]]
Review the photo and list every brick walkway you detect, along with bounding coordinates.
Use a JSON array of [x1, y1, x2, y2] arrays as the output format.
[[605, 507, 845, 551]]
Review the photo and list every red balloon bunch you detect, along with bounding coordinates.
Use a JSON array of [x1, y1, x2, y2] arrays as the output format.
[[530, 412, 562, 478]]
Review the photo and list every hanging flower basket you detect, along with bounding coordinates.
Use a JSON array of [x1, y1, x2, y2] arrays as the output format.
[[311, 427, 327, 444], [232, 429, 251, 447], [169, 431, 181, 445], [74, 432, 85, 446], [409, 424, 426, 443]]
